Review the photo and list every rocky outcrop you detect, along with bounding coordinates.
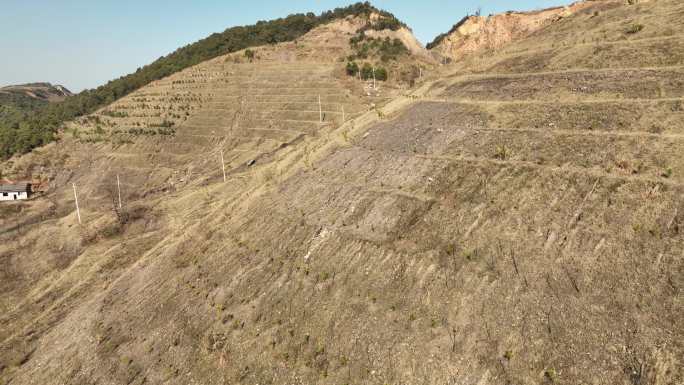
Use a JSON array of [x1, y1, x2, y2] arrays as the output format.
[[428, 1, 615, 60]]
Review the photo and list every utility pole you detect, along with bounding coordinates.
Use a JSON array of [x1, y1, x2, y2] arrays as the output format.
[[116, 174, 122, 209], [342, 105, 345, 123], [372, 67, 376, 90], [72, 183, 82, 225], [319, 95, 323, 123], [220, 149, 227, 182]]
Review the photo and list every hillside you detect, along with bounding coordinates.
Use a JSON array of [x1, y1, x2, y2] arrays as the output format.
[[0, 2, 405, 161], [0, 83, 73, 102], [427, 0, 618, 61], [0, 83, 73, 159], [1, 0, 683, 384]]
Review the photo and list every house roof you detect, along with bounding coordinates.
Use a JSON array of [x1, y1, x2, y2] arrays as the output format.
[[0, 183, 30, 193]]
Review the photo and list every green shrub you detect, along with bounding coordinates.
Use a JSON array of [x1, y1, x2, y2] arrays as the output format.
[[375, 67, 388, 81], [378, 37, 409, 62], [358, 15, 405, 32], [346, 61, 359, 76], [353, 64, 389, 81], [349, 35, 408, 62], [361, 63, 374, 80]]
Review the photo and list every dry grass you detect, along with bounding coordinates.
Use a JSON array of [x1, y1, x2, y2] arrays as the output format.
[[1, 1, 683, 384]]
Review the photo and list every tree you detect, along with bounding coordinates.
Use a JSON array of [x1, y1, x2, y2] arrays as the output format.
[[375, 67, 388, 81], [361, 63, 374, 80], [346, 61, 359, 76], [244, 49, 255, 61]]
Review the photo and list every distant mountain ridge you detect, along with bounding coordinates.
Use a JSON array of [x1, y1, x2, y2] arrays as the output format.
[[0, 83, 73, 103]]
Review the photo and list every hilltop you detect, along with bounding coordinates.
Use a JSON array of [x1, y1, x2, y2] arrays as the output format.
[[0, 83, 73, 102], [1, 0, 683, 384], [0, 83, 73, 159]]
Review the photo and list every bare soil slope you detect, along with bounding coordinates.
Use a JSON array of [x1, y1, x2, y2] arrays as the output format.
[[1, 1, 682, 385], [429, 0, 621, 61]]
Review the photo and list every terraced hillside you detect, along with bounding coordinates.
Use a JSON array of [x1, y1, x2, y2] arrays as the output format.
[[0, 1, 682, 385], [64, 59, 371, 194]]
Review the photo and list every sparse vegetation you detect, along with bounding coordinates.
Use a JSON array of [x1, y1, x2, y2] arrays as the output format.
[[349, 34, 409, 62], [544, 368, 558, 383], [149, 120, 175, 128], [426, 15, 470, 49], [625, 23, 644, 34], [493, 144, 509, 160]]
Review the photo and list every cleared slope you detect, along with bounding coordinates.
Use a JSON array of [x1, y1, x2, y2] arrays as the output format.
[[1, 1, 682, 385]]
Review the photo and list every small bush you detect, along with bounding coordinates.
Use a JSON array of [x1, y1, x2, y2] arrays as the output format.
[[346, 61, 359, 76], [149, 119, 175, 128], [375, 67, 388, 81], [361, 63, 374, 80], [244, 49, 255, 61], [544, 368, 558, 383], [353, 64, 389, 81], [494, 145, 509, 160], [625, 24, 644, 34]]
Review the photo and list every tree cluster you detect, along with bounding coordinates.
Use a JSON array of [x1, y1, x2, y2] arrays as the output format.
[[346, 62, 388, 81]]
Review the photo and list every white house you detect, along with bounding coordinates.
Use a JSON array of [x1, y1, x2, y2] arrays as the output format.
[[0, 183, 31, 201]]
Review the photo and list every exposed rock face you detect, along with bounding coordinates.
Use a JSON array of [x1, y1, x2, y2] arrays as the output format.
[[428, 1, 617, 60]]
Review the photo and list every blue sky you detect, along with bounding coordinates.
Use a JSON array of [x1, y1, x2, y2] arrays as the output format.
[[0, 0, 572, 92]]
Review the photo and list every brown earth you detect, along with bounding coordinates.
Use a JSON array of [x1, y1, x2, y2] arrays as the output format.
[[429, 0, 622, 61], [0, 1, 682, 385]]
